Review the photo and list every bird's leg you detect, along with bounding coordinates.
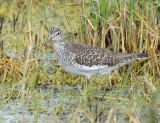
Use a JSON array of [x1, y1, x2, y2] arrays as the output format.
[[79, 78, 90, 97], [85, 78, 89, 89], [86, 78, 89, 86], [81, 78, 89, 95]]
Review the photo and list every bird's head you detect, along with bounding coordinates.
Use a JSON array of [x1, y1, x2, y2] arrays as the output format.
[[44, 27, 62, 46]]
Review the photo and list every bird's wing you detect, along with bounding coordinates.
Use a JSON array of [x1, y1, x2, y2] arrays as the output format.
[[65, 43, 137, 67]]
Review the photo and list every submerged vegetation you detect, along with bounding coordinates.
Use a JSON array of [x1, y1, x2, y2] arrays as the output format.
[[0, 0, 160, 122]]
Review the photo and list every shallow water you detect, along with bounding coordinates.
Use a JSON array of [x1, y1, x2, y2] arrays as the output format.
[[0, 87, 72, 122], [1, 83, 159, 122], [0, 84, 116, 122]]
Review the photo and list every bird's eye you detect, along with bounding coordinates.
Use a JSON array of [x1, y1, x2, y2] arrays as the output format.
[[57, 32, 60, 36]]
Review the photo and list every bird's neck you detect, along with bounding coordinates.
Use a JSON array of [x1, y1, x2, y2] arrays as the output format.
[[52, 41, 65, 56]]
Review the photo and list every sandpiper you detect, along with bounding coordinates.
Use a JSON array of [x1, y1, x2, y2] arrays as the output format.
[[44, 27, 148, 81]]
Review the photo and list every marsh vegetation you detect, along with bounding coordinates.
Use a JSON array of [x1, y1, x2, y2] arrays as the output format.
[[0, 0, 160, 122]]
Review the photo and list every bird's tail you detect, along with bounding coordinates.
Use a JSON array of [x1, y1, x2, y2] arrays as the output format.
[[136, 53, 149, 60]]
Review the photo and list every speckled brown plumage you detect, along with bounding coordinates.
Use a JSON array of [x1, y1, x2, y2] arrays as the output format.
[[44, 27, 149, 79], [64, 43, 138, 67]]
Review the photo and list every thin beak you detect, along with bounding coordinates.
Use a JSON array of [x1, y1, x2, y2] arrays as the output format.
[[44, 40, 49, 46], [44, 36, 52, 46]]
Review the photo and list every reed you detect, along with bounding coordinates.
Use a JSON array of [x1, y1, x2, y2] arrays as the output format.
[[0, 0, 159, 122]]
